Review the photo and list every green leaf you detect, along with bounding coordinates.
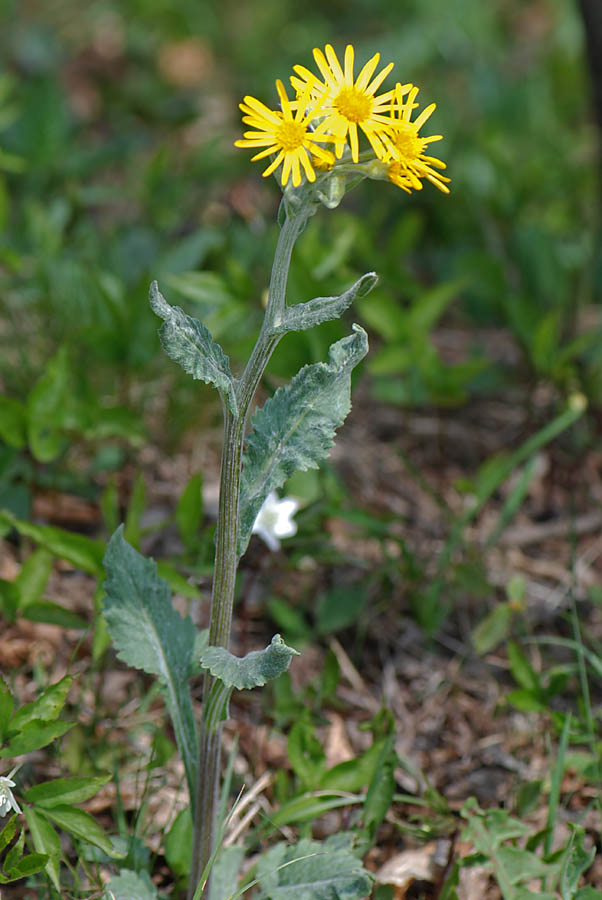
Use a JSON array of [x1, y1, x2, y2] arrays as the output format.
[[257, 793, 364, 831], [0, 679, 14, 743], [407, 279, 466, 335], [24, 807, 61, 892], [20, 601, 88, 630], [0, 512, 104, 575], [200, 634, 299, 691], [9, 676, 73, 731], [256, 837, 372, 900], [105, 869, 159, 900], [0, 815, 17, 853], [507, 641, 540, 693], [560, 826, 596, 900], [320, 739, 386, 793], [495, 845, 551, 883], [315, 587, 366, 635], [149, 281, 238, 416], [3, 827, 25, 872], [0, 396, 26, 449], [239, 325, 368, 556], [156, 561, 201, 601], [38, 805, 117, 856], [472, 603, 513, 655], [123, 471, 146, 549], [26, 346, 71, 462], [0, 852, 49, 882], [274, 273, 378, 334], [176, 473, 204, 550], [0, 720, 74, 757], [209, 846, 245, 900], [102, 526, 198, 811], [363, 734, 396, 832], [13, 548, 53, 609], [287, 713, 326, 789], [25, 775, 111, 808], [165, 807, 192, 878]]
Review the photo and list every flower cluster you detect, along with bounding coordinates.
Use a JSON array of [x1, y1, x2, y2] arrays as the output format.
[[235, 44, 449, 196]]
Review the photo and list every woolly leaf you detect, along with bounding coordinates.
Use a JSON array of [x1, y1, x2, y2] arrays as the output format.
[[105, 869, 159, 900], [272, 273, 377, 334], [256, 836, 372, 900], [102, 527, 198, 809], [200, 634, 299, 691], [149, 281, 238, 415], [238, 325, 368, 555]]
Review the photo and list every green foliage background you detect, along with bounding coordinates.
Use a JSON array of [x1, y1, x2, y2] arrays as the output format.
[[0, 0, 599, 523]]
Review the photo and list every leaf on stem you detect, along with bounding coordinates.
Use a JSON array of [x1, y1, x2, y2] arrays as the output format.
[[238, 324, 368, 556], [149, 281, 238, 416], [200, 634, 299, 691], [272, 272, 378, 334], [102, 526, 199, 809]]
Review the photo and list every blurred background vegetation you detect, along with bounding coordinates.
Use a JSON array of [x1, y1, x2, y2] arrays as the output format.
[[0, 0, 599, 523]]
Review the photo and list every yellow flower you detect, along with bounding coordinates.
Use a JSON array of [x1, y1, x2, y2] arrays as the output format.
[[384, 84, 450, 194], [234, 79, 335, 188], [291, 44, 410, 164]]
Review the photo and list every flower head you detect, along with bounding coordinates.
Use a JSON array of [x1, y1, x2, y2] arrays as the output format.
[[252, 492, 299, 551], [291, 44, 410, 163], [234, 45, 449, 199], [0, 766, 22, 817], [234, 78, 335, 187], [384, 84, 450, 194]]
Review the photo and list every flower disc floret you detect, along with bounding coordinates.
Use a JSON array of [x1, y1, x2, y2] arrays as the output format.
[[291, 44, 410, 163], [235, 79, 335, 188]]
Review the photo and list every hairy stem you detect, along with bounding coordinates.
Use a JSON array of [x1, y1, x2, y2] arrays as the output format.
[[187, 199, 313, 899]]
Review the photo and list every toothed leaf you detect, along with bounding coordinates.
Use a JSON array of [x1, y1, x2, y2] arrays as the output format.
[[272, 273, 377, 334], [102, 527, 198, 809], [149, 281, 238, 415], [238, 325, 368, 556], [200, 634, 299, 691]]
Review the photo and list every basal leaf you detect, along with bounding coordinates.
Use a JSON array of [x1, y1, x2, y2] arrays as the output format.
[[102, 527, 198, 810], [105, 869, 159, 900], [104, 869, 159, 900], [200, 634, 299, 691], [149, 281, 238, 416], [238, 325, 368, 555], [273, 273, 377, 334], [256, 837, 372, 900], [209, 846, 245, 900]]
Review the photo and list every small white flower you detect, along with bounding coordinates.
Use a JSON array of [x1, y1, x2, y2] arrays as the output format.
[[0, 765, 22, 817], [252, 492, 300, 551]]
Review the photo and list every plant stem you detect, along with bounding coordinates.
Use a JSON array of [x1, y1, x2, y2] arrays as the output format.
[[187, 198, 313, 899]]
